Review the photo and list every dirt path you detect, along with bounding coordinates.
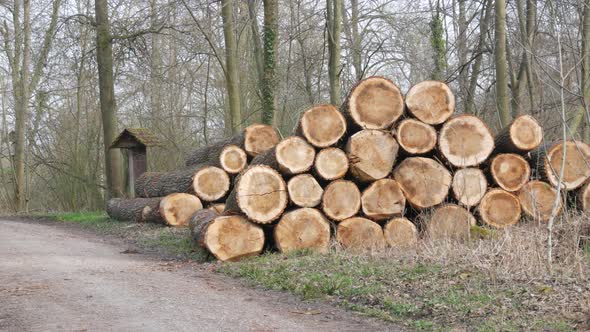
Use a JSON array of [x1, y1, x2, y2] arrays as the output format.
[[0, 218, 398, 332]]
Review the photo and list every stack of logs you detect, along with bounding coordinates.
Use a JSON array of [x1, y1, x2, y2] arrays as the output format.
[[106, 77, 590, 262]]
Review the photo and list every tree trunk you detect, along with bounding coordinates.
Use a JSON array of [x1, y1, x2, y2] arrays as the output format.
[[529, 140, 590, 190], [314, 147, 349, 181], [465, 0, 493, 114], [478, 189, 521, 228], [135, 167, 199, 198], [219, 145, 248, 174], [427, 204, 476, 240], [321, 179, 361, 221], [430, 1, 447, 80], [438, 115, 495, 167], [188, 208, 220, 247], [327, 0, 342, 104], [494, 114, 543, 154], [451, 168, 488, 207], [571, 0, 590, 137], [392, 157, 452, 209], [287, 174, 323, 208], [296, 104, 347, 148], [360, 179, 405, 221], [106, 193, 202, 226], [394, 119, 437, 155], [221, 0, 242, 133], [106, 197, 162, 222], [494, 0, 511, 127], [383, 217, 418, 247], [261, 0, 278, 124], [274, 208, 331, 253], [346, 129, 399, 182], [192, 166, 231, 202], [489, 153, 530, 192], [405, 81, 455, 125], [336, 217, 386, 250], [457, 0, 468, 109], [224, 165, 288, 223], [518, 180, 562, 222], [341, 76, 404, 130]]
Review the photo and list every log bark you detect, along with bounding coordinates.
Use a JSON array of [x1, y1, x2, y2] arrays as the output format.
[[322, 180, 361, 221], [106, 197, 161, 222], [188, 209, 220, 247], [341, 76, 404, 130], [224, 165, 288, 224], [314, 147, 349, 181], [336, 217, 386, 250], [439, 115, 494, 167], [427, 204, 476, 240], [135, 166, 198, 198], [494, 114, 543, 154], [185, 132, 246, 166], [530, 140, 590, 190], [219, 145, 248, 174], [518, 180, 562, 222], [274, 208, 331, 253], [361, 179, 405, 221], [346, 129, 399, 182], [274, 136, 316, 174], [287, 174, 323, 207], [393, 157, 452, 209], [394, 118, 437, 155], [192, 166, 231, 202], [478, 189, 521, 228], [296, 104, 347, 148], [405, 80, 455, 125], [158, 193, 203, 227], [451, 168, 487, 207], [383, 217, 418, 247], [192, 214, 265, 261], [489, 153, 530, 192]]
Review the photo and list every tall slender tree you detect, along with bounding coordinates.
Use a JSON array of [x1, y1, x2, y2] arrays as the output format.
[[327, 0, 342, 105], [221, 0, 242, 133], [261, 0, 278, 124], [430, 1, 447, 81], [572, 0, 590, 141], [495, 0, 511, 127]]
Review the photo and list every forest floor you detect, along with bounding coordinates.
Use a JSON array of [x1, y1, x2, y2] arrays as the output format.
[[3, 213, 589, 331]]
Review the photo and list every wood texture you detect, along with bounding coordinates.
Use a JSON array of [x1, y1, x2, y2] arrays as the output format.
[[243, 123, 280, 157], [532, 140, 590, 190], [478, 189, 521, 228], [297, 104, 347, 148], [106, 197, 162, 222], [287, 174, 324, 207], [405, 80, 455, 125], [275, 136, 316, 174], [192, 166, 230, 202], [314, 147, 349, 180], [494, 114, 543, 154], [219, 145, 248, 174], [158, 193, 203, 227], [383, 217, 418, 247], [393, 157, 452, 209], [518, 180, 562, 222], [336, 217, 386, 250], [346, 129, 399, 182], [394, 118, 437, 155], [451, 168, 487, 207], [489, 153, 530, 192], [427, 204, 476, 240], [203, 215, 265, 261], [322, 179, 361, 221], [439, 115, 494, 167], [274, 208, 331, 253], [135, 166, 198, 198], [361, 179, 406, 221]]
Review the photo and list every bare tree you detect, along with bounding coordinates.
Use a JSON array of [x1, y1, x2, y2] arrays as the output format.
[[327, 0, 342, 104], [495, 0, 511, 127]]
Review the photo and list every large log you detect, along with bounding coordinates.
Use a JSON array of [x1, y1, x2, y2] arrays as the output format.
[[438, 115, 494, 167], [451, 168, 487, 207], [314, 147, 349, 181], [287, 174, 323, 208], [190, 213, 265, 261], [427, 204, 476, 240], [383, 217, 418, 247], [405, 80, 455, 125], [158, 193, 203, 227], [321, 179, 361, 221], [106, 197, 161, 222], [530, 140, 590, 190], [518, 180, 562, 222], [192, 166, 231, 202], [274, 136, 316, 174], [346, 129, 399, 182], [394, 118, 437, 155], [341, 76, 404, 130], [393, 157, 452, 209], [135, 167, 197, 198], [219, 145, 248, 174], [336, 217, 386, 250], [297, 104, 347, 148], [478, 189, 521, 228], [188, 209, 220, 247], [224, 165, 288, 224], [494, 114, 543, 154], [489, 153, 531, 192], [361, 179, 406, 221], [274, 208, 331, 253]]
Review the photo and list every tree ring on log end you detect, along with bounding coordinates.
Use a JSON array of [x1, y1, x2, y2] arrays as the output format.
[[490, 153, 530, 192], [451, 168, 487, 207], [383, 217, 418, 247], [322, 180, 361, 221], [236, 165, 288, 223], [314, 148, 349, 180], [244, 124, 280, 157], [192, 166, 231, 201], [287, 174, 323, 207], [395, 118, 437, 154], [205, 215, 265, 261], [274, 208, 331, 253], [518, 181, 562, 222], [300, 105, 347, 148], [478, 189, 521, 228], [405, 80, 455, 125], [276, 136, 316, 174], [159, 193, 203, 227], [544, 140, 590, 190], [337, 217, 386, 250], [427, 204, 476, 240], [347, 77, 404, 129], [219, 145, 248, 174], [439, 115, 494, 167], [393, 157, 451, 209], [510, 115, 543, 151]]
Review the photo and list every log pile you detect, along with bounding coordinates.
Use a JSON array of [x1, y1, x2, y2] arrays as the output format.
[[107, 76, 590, 262]]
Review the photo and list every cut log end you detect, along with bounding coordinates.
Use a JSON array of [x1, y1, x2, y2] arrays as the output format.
[[244, 124, 280, 157], [439, 115, 494, 167], [518, 181, 562, 222], [158, 193, 203, 227], [544, 140, 590, 190], [287, 174, 324, 208], [314, 148, 349, 180], [405, 81, 455, 125], [427, 204, 476, 240], [192, 166, 230, 202], [393, 157, 452, 209], [235, 165, 288, 223], [274, 208, 331, 253], [219, 145, 248, 174], [346, 130, 399, 182], [299, 104, 347, 148], [337, 217, 386, 251], [452, 168, 487, 207], [346, 76, 404, 129], [490, 153, 530, 192], [276, 136, 316, 174], [395, 119, 437, 155], [509, 115, 543, 152], [478, 189, 521, 228], [322, 180, 361, 221], [204, 215, 265, 261], [383, 217, 418, 247], [361, 179, 406, 221]]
